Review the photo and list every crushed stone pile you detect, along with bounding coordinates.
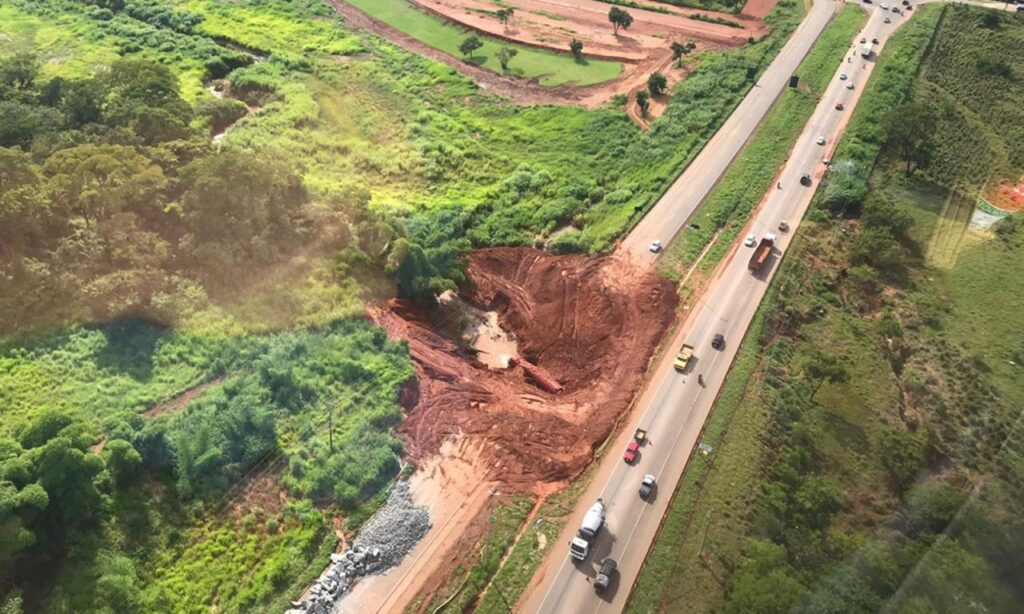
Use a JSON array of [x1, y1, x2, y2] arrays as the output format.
[[285, 482, 430, 614]]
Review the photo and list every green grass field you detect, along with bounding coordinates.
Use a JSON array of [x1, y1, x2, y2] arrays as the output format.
[[345, 0, 622, 86]]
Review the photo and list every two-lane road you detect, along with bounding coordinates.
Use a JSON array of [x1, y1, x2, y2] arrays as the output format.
[[523, 4, 902, 613]]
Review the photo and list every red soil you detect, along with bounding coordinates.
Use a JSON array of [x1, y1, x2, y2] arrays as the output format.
[[370, 248, 678, 491]]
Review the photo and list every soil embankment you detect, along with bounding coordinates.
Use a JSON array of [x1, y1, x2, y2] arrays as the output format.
[[372, 247, 678, 490]]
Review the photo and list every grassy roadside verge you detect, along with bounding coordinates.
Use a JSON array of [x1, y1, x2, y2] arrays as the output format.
[[658, 4, 867, 282], [627, 6, 945, 612], [344, 0, 622, 86]]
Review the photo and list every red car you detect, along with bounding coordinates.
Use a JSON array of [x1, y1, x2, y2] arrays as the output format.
[[835, 102, 845, 111], [624, 441, 639, 464]]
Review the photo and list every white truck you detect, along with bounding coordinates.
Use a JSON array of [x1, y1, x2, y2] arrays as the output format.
[[569, 499, 606, 561], [860, 43, 873, 58]]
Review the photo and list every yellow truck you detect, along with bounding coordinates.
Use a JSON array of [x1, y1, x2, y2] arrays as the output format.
[[673, 344, 694, 373]]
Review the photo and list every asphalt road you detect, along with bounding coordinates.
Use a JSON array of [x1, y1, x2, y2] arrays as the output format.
[[524, 4, 902, 613], [620, 0, 839, 262]]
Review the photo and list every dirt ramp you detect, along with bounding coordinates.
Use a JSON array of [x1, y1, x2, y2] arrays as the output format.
[[372, 247, 678, 491]]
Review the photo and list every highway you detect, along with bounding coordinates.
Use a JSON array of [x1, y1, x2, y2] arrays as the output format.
[[621, 0, 839, 261], [522, 3, 902, 612]]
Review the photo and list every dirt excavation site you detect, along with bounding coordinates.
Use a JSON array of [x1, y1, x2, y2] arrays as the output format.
[[340, 248, 678, 611]]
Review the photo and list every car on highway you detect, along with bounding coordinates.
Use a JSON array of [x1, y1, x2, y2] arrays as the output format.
[[860, 37, 867, 43], [778, 221, 790, 232], [846, 82, 856, 90], [649, 240, 663, 253], [744, 234, 756, 247], [884, 16, 891, 23], [639, 474, 656, 499], [816, 136, 826, 145], [800, 174, 812, 187], [673, 343, 694, 372], [594, 559, 617, 593], [872, 37, 880, 44], [881, 2, 889, 9], [835, 102, 845, 110], [839, 72, 848, 80], [711, 333, 725, 350], [624, 441, 639, 464]]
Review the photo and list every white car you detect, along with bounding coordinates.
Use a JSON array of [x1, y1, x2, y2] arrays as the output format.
[[816, 136, 826, 145], [744, 234, 756, 247], [884, 16, 891, 23], [881, 2, 889, 9], [846, 82, 855, 90], [649, 240, 663, 253]]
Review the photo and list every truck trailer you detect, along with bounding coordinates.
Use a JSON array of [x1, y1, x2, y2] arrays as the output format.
[[860, 43, 873, 58], [569, 499, 606, 560], [748, 234, 776, 272]]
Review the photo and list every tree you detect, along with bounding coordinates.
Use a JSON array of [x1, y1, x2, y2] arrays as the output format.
[[570, 39, 584, 60], [879, 428, 924, 492], [103, 439, 142, 488], [459, 36, 483, 60], [0, 147, 47, 267], [608, 7, 634, 35], [849, 226, 901, 269], [0, 53, 39, 100], [862, 195, 913, 240], [670, 41, 687, 66], [805, 352, 848, 398], [903, 482, 965, 536], [496, 8, 514, 28], [647, 72, 667, 97], [497, 47, 518, 71], [104, 59, 191, 135], [883, 103, 936, 177], [635, 90, 650, 117], [180, 149, 305, 279], [725, 540, 806, 614], [0, 101, 62, 149], [793, 475, 843, 528]]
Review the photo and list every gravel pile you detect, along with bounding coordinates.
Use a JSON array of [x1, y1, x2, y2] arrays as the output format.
[[285, 482, 430, 614], [353, 481, 431, 574]]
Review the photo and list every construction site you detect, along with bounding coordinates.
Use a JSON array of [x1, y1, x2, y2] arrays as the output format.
[[306, 247, 678, 611]]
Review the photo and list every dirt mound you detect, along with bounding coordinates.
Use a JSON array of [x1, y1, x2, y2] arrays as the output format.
[[371, 248, 677, 491]]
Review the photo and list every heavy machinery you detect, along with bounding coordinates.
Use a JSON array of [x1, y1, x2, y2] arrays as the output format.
[[673, 344, 694, 372], [748, 234, 776, 272], [569, 499, 606, 561]]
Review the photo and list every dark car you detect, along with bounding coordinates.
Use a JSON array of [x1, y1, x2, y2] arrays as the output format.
[[800, 174, 812, 187], [639, 474, 656, 500], [594, 558, 617, 592], [711, 334, 725, 350]]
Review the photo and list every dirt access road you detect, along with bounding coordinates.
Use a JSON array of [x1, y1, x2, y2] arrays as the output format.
[[522, 4, 909, 612]]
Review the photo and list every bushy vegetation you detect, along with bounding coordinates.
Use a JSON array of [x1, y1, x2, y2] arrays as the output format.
[[648, 0, 748, 15], [631, 6, 1024, 612], [0, 318, 412, 611]]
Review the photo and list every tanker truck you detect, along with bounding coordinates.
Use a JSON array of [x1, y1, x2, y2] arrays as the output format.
[[569, 499, 606, 561]]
